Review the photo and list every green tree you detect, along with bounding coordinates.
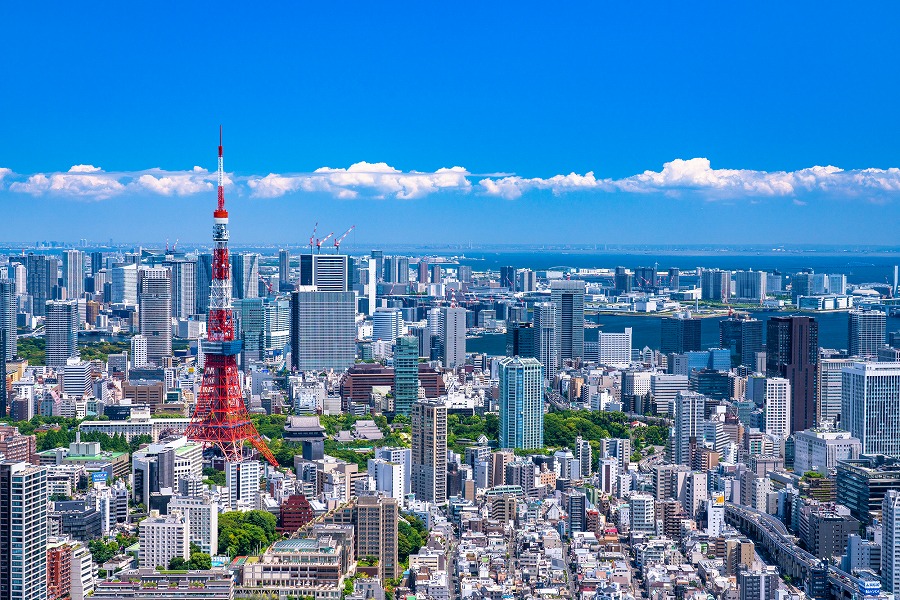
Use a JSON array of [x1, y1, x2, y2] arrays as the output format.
[[88, 539, 119, 564], [168, 556, 188, 570], [188, 552, 212, 570]]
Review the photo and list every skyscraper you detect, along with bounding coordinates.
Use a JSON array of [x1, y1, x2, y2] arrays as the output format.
[[162, 258, 196, 319], [551, 279, 585, 364], [719, 315, 764, 369], [667, 268, 680, 290], [0, 461, 48, 600], [533, 302, 558, 374], [354, 494, 399, 580], [0, 279, 16, 361], [417, 260, 429, 284], [700, 269, 731, 302], [661, 315, 702, 355], [761, 377, 791, 439], [498, 356, 544, 450], [26, 254, 57, 317], [299, 254, 350, 292], [817, 357, 854, 426], [46, 300, 79, 367], [231, 253, 259, 300], [613, 267, 632, 294], [849, 309, 886, 359], [111, 263, 138, 305], [278, 248, 292, 292], [734, 270, 766, 302], [138, 267, 172, 365], [766, 316, 818, 433], [842, 362, 900, 457], [383, 256, 410, 284], [289, 290, 356, 371], [131, 334, 148, 369], [506, 322, 535, 358], [673, 391, 705, 465], [370, 250, 384, 283], [499, 266, 516, 289], [393, 336, 419, 417], [62, 249, 84, 299], [195, 253, 213, 315], [411, 398, 447, 505], [883, 490, 900, 596], [442, 306, 466, 369], [372, 307, 404, 344]]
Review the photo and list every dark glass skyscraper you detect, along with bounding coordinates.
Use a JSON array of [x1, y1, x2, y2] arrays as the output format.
[[499, 266, 516, 289], [719, 315, 764, 368], [766, 315, 818, 433], [551, 280, 585, 363], [661, 316, 702, 355]]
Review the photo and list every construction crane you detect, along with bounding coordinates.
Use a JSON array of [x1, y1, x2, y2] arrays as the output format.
[[308, 222, 318, 253], [334, 225, 355, 252], [315, 232, 334, 253], [258, 274, 274, 295]]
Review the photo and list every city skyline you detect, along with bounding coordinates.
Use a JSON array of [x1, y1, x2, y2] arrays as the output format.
[[4, 4, 900, 244]]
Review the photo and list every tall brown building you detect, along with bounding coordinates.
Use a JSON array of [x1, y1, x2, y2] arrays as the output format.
[[766, 316, 818, 432]]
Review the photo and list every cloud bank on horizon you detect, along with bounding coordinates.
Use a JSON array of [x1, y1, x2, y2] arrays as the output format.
[[3, 158, 900, 202]]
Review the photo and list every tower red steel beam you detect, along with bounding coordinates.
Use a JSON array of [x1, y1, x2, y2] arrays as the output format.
[[185, 127, 278, 467]]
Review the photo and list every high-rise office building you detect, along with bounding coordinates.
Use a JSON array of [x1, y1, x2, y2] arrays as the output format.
[[734, 270, 767, 302], [575, 436, 592, 477], [701, 269, 731, 302], [264, 297, 291, 358], [442, 306, 466, 369], [289, 290, 356, 371], [26, 254, 58, 316], [673, 391, 705, 465], [354, 494, 399, 580], [456, 265, 472, 284], [162, 259, 196, 319], [0, 280, 15, 361], [111, 263, 138, 305], [138, 267, 172, 365], [883, 491, 900, 596], [767, 316, 818, 432], [792, 271, 814, 301], [372, 307, 404, 344], [299, 254, 350, 292], [393, 336, 419, 417], [551, 279, 585, 364], [719, 315, 764, 368], [235, 298, 266, 363], [62, 249, 84, 300], [370, 250, 384, 283], [46, 300, 79, 367], [634, 267, 658, 292], [383, 256, 410, 284], [416, 260, 429, 284], [517, 269, 536, 293], [667, 268, 680, 290], [650, 373, 690, 417], [89, 251, 104, 276], [231, 253, 259, 300], [760, 377, 791, 438], [661, 315, 702, 355], [597, 328, 632, 368], [842, 362, 900, 457], [131, 334, 148, 369], [506, 322, 535, 358], [533, 302, 558, 374], [430, 263, 443, 285], [411, 398, 447, 505], [613, 267, 632, 294], [195, 253, 213, 315], [849, 309, 886, 359], [817, 357, 854, 426], [0, 462, 48, 600], [279, 249, 292, 291], [498, 356, 544, 450], [499, 266, 516, 289], [168, 495, 219, 555]]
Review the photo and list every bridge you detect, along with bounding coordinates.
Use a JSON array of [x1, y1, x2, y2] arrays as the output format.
[[725, 503, 861, 600]]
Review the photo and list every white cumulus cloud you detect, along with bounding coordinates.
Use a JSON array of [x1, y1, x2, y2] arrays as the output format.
[[5, 157, 900, 203]]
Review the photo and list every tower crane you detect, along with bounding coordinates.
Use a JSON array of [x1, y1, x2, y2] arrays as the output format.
[[308, 222, 318, 253], [315, 232, 334, 253], [334, 225, 355, 252]]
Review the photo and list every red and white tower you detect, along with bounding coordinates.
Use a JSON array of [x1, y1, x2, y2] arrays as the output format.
[[185, 128, 278, 467]]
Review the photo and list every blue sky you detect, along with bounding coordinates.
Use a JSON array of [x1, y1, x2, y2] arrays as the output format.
[[3, 3, 900, 246]]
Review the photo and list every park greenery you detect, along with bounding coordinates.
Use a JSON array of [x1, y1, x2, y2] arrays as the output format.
[[398, 513, 427, 566], [218, 510, 279, 557], [87, 533, 138, 564], [79, 340, 130, 362], [17, 337, 45, 363]]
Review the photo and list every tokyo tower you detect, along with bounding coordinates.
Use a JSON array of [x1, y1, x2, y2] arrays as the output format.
[[185, 128, 278, 467]]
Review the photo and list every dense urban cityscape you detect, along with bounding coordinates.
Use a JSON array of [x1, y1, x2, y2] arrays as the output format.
[[0, 133, 900, 600], [7, 4, 900, 600]]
